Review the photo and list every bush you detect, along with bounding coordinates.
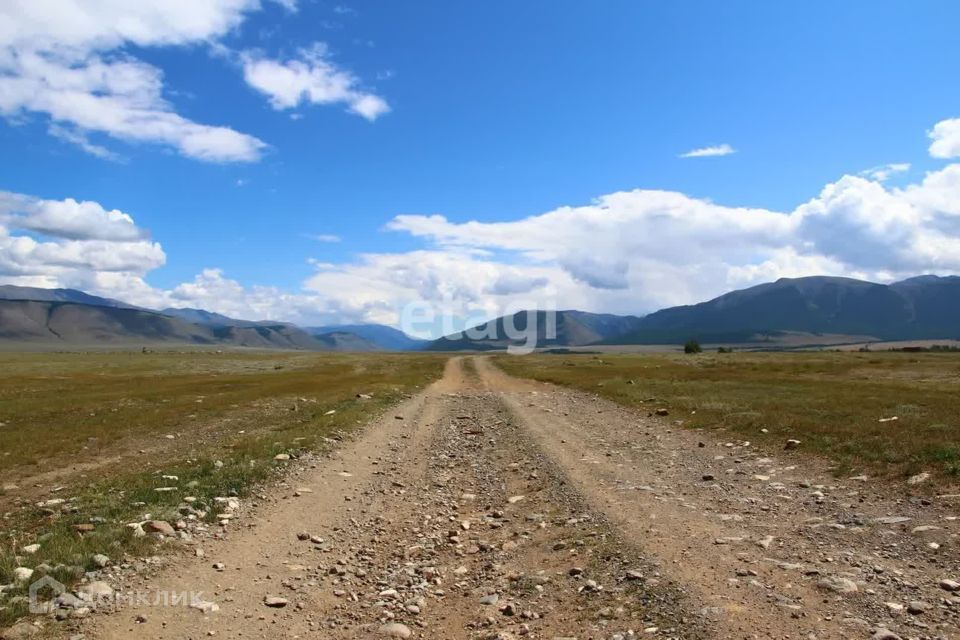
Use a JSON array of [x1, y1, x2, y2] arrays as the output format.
[[717, 346, 734, 354], [684, 339, 702, 354]]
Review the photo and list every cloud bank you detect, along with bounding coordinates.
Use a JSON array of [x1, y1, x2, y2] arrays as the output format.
[[1, 120, 959, 334]]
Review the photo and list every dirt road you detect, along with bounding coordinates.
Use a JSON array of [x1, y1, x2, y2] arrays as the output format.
[[82, 357, 959, 640]]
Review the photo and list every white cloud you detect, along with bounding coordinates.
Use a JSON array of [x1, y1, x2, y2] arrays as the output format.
[[273, 0, 299, 12], [302, 250, 572, 329], [4, 124, 960, 334], [384, 160, 960, 316], [0, 1, 289, 162], [0, 192, 149, 242], [48, 123, 123, 161], [929, 118, 960, 159], [307, 233, 341, 243], [859, 162, 910, 182], [679, 143, 736, 158], [242, 44, 389, 120], [0, 191, 165, 286]]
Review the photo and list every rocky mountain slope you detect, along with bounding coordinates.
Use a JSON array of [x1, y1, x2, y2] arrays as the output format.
[[428, 275, 960, 350], [615, 275, 960, 344], [0, 300, 339, 350], [425, 310, 644, 351], [307, 323, 428, 351]]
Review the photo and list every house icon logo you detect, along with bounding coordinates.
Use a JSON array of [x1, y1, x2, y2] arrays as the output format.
[[28, 575, 66, 613]]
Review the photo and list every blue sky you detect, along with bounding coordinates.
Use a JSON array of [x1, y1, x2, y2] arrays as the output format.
[[2, 1, 960, 333]]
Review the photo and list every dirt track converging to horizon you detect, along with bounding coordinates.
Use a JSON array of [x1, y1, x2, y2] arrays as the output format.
[[83, 357, 960, 640]]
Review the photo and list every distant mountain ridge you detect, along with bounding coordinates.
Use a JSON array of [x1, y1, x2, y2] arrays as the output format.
[[0, 285, 138, 310], [0, 286, 423, 351], [3, 276, 958, 351], [161, 307, 266, 328], [427, 275, 960, 350], [425, 310, 644, 351], [307, 324, 428, 351], [0, 300, 341, 350], [614, 275, 960, 344]]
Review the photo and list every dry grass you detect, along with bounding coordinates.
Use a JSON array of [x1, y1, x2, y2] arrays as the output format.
[[494, 351, 960, 482], [0, 350, 446, 625]]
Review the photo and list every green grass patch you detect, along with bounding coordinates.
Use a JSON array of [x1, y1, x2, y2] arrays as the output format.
[[0, 351, 446, 626], [494, 351, 960, 482]]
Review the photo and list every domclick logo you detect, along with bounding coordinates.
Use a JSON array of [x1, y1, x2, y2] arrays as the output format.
[[399, 297, 558, 355], [29, 575, 66, 613], [28, 576, 207, 614]]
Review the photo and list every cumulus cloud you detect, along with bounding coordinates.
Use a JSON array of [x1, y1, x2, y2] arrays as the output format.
[[302, 250, 574, 330], [679, 143, 736, 158], [1, 193, 148, 242], [3, 123, 960, 334], [241, 44, 389, 120], [929, 118, 960, 159], [0, 1, 289, 162], [0, 191, 165, 285], [385, 158, 960, 315]]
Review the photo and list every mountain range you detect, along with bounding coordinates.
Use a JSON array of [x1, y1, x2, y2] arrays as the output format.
[[427, 275, 960, 350], [305, 324, 429, 351], [0, 286, 406, 351], [609, 275, 960, 345], [0, 275, 957, 351], [424, 310, 644, 351]]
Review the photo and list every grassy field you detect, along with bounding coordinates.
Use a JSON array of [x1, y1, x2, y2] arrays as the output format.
[[0, 350, 445, 626], [495, 351, 960, 482]]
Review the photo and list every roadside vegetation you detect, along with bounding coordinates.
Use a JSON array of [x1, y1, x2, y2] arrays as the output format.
[[494, 351, 960, 482], [0, 350, 445, 626]]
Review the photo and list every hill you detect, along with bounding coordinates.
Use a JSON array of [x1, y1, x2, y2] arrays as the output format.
[[0, 285, 137, 310], [426, 275, 960, 350], [0, 300, 336, 350], [161, 307, 264, 327], [0, 288, 385, 351], [614, 275, 960, 344], [307, 324, 428, 351], [425, 310, 644, 351], [312, 330, 380, 352]]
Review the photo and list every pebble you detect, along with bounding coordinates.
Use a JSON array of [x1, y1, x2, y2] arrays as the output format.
[[12, 567, 34, 582], [817, 576, 858, 594], [189, 600, 220, 614], [874, 516, 910, 525], [940, 578, 960, 592], [378, 622, 412, 638], [143, 520, 175, 535], [264, 596, 288, 608], [77, 581, 114, 599], [906, 600, 929, 615]]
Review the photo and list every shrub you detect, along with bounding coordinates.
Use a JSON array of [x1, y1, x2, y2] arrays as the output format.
[[684, 339, 702, 354]]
